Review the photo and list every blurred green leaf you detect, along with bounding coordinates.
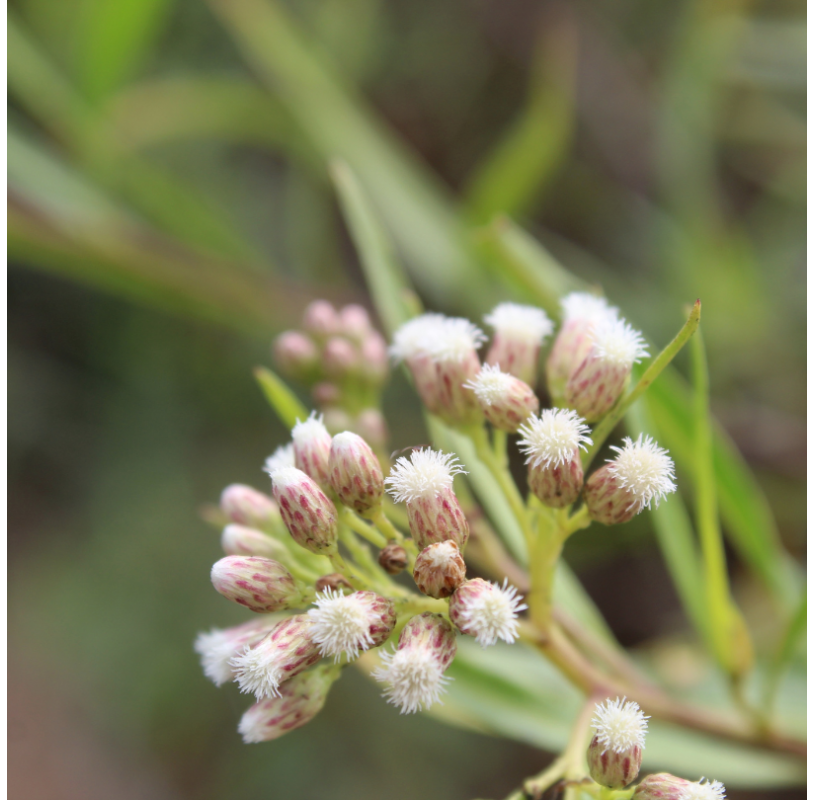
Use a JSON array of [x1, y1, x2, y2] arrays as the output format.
[[254, 367, 309, 428], [765, 591, 806, 714]]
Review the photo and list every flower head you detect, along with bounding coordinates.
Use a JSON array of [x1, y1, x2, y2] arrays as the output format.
[[589, 317, 649, 368], [385, 448, 467, 504], [423, 317, 486, 364], [518, 409, 592, 469], [263, 443, 295, 478], [292, 412, 333, 489], [271, 467, 339, 554], [608, 434, 676, 512], [633, 774, 726, 800], [389, 314, 448, 363], [449, 578, 527, 647], [210, 555, 301, 613], [220, 484, 279, 528], [307, 589, 396, 662], [485, 302, 553, 344], [591, 697, 649, 753], [464, 363, 517, 406], [194, 618, 277, 686], [682, 780, 726, 800], [328, 431, 384, 513], [561, 292, 619, 323], [413, 540, 467, 598]]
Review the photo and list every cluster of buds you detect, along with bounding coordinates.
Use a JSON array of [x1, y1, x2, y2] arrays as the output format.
[[587, 698, 726, 799], [274, 300, 389, 448]]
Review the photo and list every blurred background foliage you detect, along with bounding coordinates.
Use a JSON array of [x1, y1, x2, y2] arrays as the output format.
[[7, 0, 805, 798]]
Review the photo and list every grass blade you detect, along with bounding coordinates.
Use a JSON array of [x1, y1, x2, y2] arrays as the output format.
[[254, 367, 309, 428]]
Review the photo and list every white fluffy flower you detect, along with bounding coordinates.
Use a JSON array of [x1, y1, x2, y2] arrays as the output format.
[[389, 314, 448, 362], [591, 697, 649, 753], [561, 292, 619, 323], [263, 443, 295, 477], [682, 779, 726, 800], [292, 411, 330, 446], [385, 448, 467, 503], [608, 434, 676, 511], [463, 363, 515, 406], [194, 620, 273, 686], [484, 303, 553, 344], [589, 317, 649, 368], [450, 578, 527, 647], [374, 646, 451, 714], [308, 589, 376, 662], [424, 316, 486, 363], [518, 409, 592, 468]]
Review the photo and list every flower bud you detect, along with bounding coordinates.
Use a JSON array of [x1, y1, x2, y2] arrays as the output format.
[[374, 612, 457, 713], [315, 572, 353, 592], [270, 467, 339, 554], [632, 774, 726, 800], [312, 381, 342, 406], [587, 697, 648, 788], [338, 304, 372, 340], [238, 663, 340, 743], [323, 336, 360, 379], [231, 614, 322, 699], [413, 540, 466, 598], [484, 302, 553, 386], [328, 431, 384, 513], [355, 408, 389, 449], [360, 331, 389, 384], [390, 315, 448, 416], [221, 524, 288, 561], [584, 434, 676, 525], [292, 412, 333, 491], [303, 300, 341, 339], [263, 443, 295, 477], [564, 317, 648, 422], [195, 617, 279, 686], [464, 364, 539, 432], [378, 542, 408, 575], [308, 589, 396, 661], [273, 331, 320, 382], [385, 448, 470, 551], [518, 409, 592, 508], [220, 484, 280, 529], [448, 578, 526, 647], [210, 556, 302, 613], [546, 292, 619, 401]]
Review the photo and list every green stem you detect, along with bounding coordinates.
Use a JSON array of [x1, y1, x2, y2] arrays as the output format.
[[341, 508, 388, 548], [583, 299, 701, 470], [327, 552, 366, 589], [366, 506, 403, 543], [493, 428, 508, 468]]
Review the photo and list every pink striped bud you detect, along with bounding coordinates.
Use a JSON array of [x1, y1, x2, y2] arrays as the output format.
[[584, 435, 676, 525], [292, 412, 333, 491], [220, 524, 288, 561], [546, 293, 619, 401], [220, 484, 280, 529], [273, 331, 320, 382], [303, 300, 341, 339], [315, 572, 353, 592], [374, 612, 457, 713], [328, 431, 384, 513], [385, 448, 469, 550], [210, 556, 302, 613], [588, 697, 648, 788], [413, 540, 466, 598], [270, 467, 339, 555], [390, 315, 449, 416], [195, 617, 279, 686], [323, 336, 360, 379], [338, 304, 372, 340], [448, 578, 526, 647], [564, 317, 648, 422], [464, 364, 539, 432], [518, 409, 592, 508], [633, 775, 726, 800], [238, 663, 340, 743], [484, 303, 553, 386], [308, 589, 396, 662], [231, 614, 322, 699]]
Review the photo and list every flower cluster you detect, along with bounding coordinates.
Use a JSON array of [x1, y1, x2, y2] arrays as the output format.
[[196, 293, 679, 747]]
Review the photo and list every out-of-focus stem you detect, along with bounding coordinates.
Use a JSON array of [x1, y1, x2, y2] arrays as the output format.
[[341, 508, 388, 548]]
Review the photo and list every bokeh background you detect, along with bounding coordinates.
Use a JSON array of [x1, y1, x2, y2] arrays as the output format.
[[8, 0, 805, 798]]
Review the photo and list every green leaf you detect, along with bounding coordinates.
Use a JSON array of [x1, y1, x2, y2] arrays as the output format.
[[254, 367, 309, 429], [765, 591, 806, 713]]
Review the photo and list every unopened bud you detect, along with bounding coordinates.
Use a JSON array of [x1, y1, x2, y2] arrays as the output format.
[[220, 484, 280, 528], [373, 612, 457, 713], [355, 408, 389, 449], [210, 555, 302, 613], [564, 317, 648, 422], [546, 292, 619, 401], [413, 540, 466, 598], [308, 589, 396, 661], [633, 774, 726, 800], [270, 467, 339, 554], [448, 578, 526, 647], [378, 542, 408, 574], [338, 304, 372, 340], [238, 663, 340, 743], [292, 412, 333, 491], [464, 364, 539, 432], [323, 336, 360, 379], [231, 614, 321, 699], [263, 443, 295, 477], [587, 697, 648, 788], [385, 448, 470, 550], [584, 434, 676, 525], [315, 572, 353, 592], [518, 409, 592, 508], [483, 303, 553, 386], [221, 524, 287, 561], [312, 381, 342, 406], [303, 300, 341, 338], [360, 331, 389, 384], [274, 331, 320, 382], [328, 431, 384, 513], [390, 315, 447, 416], [195, 617, 279, 686]]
